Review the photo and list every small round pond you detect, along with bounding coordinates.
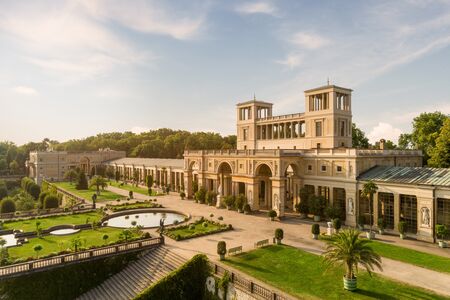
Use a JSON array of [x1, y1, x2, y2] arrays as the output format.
[[50, 228, 80, 236], [105, 211, 185, 229], [0, 234, 18, 248]]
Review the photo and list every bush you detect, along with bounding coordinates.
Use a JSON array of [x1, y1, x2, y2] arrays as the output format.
[[38, 192, 49, 206], [325, 206, 341, 220], [189, 224, 195, 230], [135, 254, 210, 300], [243, 203, 251, 213], [308, 195, 326, 216], [275, 228, 284, 240], [332, 218, 342, 231], [194, 187, 207, 204], [377, 218, 386, 230], [218, 216, 223, 221], [180, 191, 186, 199], [235, 194, 246, 211], [76, 172, 88, 190], [0, 186, 7, 200], [0, 198, 16, 213], [205, 191, 216, 205], [398, 221, 407, 234], [224, 195, 235, 208], [268, 210, 277, 219], [311, 223, 320, 235], [202, 222, 208, 228], [28, 184, 41, 200], [436, 224, 448, 240], [217, 241, 227, 256], [44, 194, 59, 209], [296, 200, 309, 214]]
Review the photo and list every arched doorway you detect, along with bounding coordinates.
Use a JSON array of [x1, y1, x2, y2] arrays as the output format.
[[79, 157, 90, 174], [217, 162, 232, 197], [255, 164, 272, 210], [284, 164, 300, 211]]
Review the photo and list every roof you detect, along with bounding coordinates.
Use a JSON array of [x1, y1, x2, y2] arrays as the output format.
[[236, 99, 273, 106], [304, 85, 353, 93], [358, 166, 450, 187], [105, 157, 184, 169]]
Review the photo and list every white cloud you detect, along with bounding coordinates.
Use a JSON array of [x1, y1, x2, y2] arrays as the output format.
[[290, 32, 330, 50], [367, 122, 403, 144], [275, 53, 303, 69], [12, 86, 38, 96], [235, 1, 277, 15], [131, 126, 150, 134]]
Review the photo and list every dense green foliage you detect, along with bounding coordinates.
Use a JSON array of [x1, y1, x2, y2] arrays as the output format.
[[106, 200, 162, 212], [164, 219, 231, 241], [0, 251, 140, 300], [43, 194, 59, 209], [76, 172, 89, 190], [135, 254, 210, 300], [53, 129, 236, 158], [352, 123, 370, 149], [224, 245, 445, 299], [428, 118, 450, 168], [0, 198, 16, 213]]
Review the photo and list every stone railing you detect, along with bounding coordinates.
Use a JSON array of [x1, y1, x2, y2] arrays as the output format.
[[210, 262, 291, 300], [256, 112, 304, 122], [0, 237, 163, 279]]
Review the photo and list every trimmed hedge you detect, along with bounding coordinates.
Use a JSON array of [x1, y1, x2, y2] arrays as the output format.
[[164, 219, 232, 241], [135, 254, 210, 300], [106, 201, 163, 212], [0, 251, 140, 300]]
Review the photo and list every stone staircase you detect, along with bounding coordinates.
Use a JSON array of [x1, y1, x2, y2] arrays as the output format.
[[77, 245, 187, 300]]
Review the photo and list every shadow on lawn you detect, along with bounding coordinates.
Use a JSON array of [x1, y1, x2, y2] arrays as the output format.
[[353, 289, 397, 300], [226, 260, 273, 275]]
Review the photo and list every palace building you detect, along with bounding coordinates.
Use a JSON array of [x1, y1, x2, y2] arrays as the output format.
[[28, 84, 450, 242]]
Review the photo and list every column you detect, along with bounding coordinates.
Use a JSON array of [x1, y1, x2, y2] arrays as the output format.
[[373, 192, 379, 229], [271, 177, 286, 217], [247, 180, 258, 210], [184, 171, 192, 199], [394, 193, 400, 233]]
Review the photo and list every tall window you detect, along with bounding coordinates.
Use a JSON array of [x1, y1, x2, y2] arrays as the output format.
[[333, 188, 346, 220], [304, 184, 315, 195], [378, 192, 394, 229], [340, 121, 346, 137], [437, 198, 450, 227], [400, 194, 417, 234], [318, 186, 330, 202], [243, 129, 248, 141], [315, 121, 322, 137]]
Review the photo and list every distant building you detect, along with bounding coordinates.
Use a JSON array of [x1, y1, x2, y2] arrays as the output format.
[[27, 148, 126, 184]]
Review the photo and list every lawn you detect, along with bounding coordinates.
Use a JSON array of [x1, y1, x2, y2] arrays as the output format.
[[8, 227, 128, 259], [165, 219, 230, 240], [366, 239, 450, 275], [224, 245, 446, 300], [109, 181, 165, 196], [54, 182, 123, 202], [2, 211, 104, 232]]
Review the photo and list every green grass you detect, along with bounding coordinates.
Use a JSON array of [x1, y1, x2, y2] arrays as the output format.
[[106, 201, 162, 212], [3, 211, 103, 232], [224, 245, 447, 300], [8, 227, 128, 259], [54, 182, 123, 202], [167, 222, 222, 239], [109, 181, 164, 196], [367, 240, 450, 274]]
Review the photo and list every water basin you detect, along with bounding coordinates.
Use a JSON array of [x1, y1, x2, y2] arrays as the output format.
[[105, 212, 185, 229], [50, 228, 80, 236], [0, 234, 17, 248]]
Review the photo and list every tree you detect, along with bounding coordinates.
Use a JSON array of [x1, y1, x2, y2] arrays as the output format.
[[71, 237, 82, 252], [102, 234, 109, 245], [64, 169, 79, 184], [428, 118, 450, 168], [322, 229, 382, 291], [352, 123, 369, 149], [89, 176, 108, 195], [398, 133, 413, 149], [38, 191, 49, 207], [0, 198, 16, 213], [105, 166, 115, 180], [373, 140, 397, 150], [146, 175, 153, 188], [15, 193, 35, 211], [8, 160, 20, 174], [217, 241, 226, 260], [0, 185, 7, 200], [411, 112, 448, 163], [119, 229, 133, 242], [44, 194, 59, 209], [362, 181, 378, 237], [33, 244, 43, 258], [76, 171, 88, 190], [0, 159, 7, 171]]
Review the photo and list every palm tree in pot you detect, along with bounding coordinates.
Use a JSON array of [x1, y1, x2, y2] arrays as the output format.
[[377, 218, 386, 235], [362, 181, 378, 240], [436, 224, 448, 248], [398, 221, 407, 239], [323, 228, 382, 291]]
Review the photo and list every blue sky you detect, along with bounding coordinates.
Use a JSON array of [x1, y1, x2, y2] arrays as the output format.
[[1, 0, 450, 145]]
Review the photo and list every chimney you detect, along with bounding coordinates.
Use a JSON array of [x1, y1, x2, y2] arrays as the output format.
[[379, 139, 386, 150]]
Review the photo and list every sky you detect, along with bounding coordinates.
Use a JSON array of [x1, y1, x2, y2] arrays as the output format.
[[1, 0, 450, 145]]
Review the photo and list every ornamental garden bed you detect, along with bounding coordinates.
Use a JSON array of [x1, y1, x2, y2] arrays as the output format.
[[109, 181, 165, 196], [53, 182, 124, 202], [106, 200, 163, 212], [163, 218, 232, 241]]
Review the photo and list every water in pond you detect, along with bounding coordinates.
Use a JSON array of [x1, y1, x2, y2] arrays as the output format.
[[0, 234, 18, 247], [105, 212, 185, 228], [50, 228, 81, 236]]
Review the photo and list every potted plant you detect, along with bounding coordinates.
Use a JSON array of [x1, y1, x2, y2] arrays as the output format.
[[180, 191, 186, 200], [243, 203, 251, 215], [436, 224, 448, 248], [235, 194, 246, 213], [357, 215, 365, 231], [377, 218, 386, 235], [362, 181, 378, 240], [332, 218, 342, 234], [268, 210, 277, 221], [275, 228, 283, 245], [323, 228, 382, 291], [398, 221, 407, 239], [217, 241, 227, 260], [311, 223, 320, 239], [309, 195, 325, 222], [296, 200, 309, 219], [224, 196, 235, 210]]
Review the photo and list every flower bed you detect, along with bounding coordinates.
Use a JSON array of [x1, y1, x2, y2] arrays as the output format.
[[106, 200, 163, 212], [163, 218, 232, 241]]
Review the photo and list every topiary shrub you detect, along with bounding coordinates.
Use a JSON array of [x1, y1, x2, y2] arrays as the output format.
[[332, 218, 342, 232], [28, 184, 41, 200], [275, 228, 283, 244], [217, 241, 226, 260], [202, 222, 208, 228], [44, 194, 59, 209], [311, 223, 320, 239], [195, 187, 207, 204], [243, 203, 251, 214], [189, 224, 195, 230], [218, 216, 223, 221], [268, 210, 277, 220], [0, 198, 16, 213], [180, 191, 186, 199]]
